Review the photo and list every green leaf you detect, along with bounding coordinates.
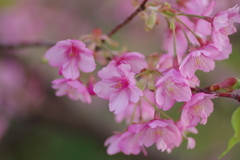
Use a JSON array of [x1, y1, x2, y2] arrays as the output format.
[[233, 78, 240, 90], [218, 136, 240, 159], [231, 107, 240, 138], [145, 10, 157, 31], [219, 107, 240, 159]]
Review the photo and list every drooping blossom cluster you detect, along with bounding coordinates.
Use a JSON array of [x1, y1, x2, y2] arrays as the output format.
[[45, 39, 96, 103], [44, 0, 240, 157]]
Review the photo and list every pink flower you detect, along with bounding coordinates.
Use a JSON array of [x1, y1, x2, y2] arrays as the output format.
[[52, 78, 91, 103], [180, 93, 215, 129], [174, 0, 214, 16], [155, 69, 191, 111], [186, 75, 200, 88], [104, 131, 147, 155], [156, 54, 173, 72], [115, 89, 155, 124], [176, 120, 198, 149], [110, 52, 148, 73], [128, 119, 181, 152], [211, 5, 240, 50], [45, 39, 96, 79], [207, 42, 232, 61], [179, 46, 215, 78], [93, 64, 143, 114]]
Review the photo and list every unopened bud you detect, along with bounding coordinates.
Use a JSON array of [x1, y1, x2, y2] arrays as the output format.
[[213, 77, 238, 93], [87, 75, 96, 95], [210, 84, 220, 92]]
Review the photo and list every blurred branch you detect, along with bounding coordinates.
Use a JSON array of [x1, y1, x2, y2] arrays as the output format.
[[0, 42, 56, 49], [107, 0, 149, 37], [0, 0, 149, 50]]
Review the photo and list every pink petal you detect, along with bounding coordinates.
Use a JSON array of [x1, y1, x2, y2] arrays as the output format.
[[129, 86, 143, 103], [109, 91, 129, 114], [173, 84, 191, 102], [93, 81, 115, 99], [155, 85, 164, 106], [187, 137, 196, 149], [62, 61, 79, 79], [45, 45, 67, 67], [98, 65, 120, 80], [156, 138, 167, 151], [78, 54, 96, 73]]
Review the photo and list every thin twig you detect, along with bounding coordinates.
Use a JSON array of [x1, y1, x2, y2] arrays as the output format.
[[107, 0, 149, 37], [0, 0, 149, 50], [191, 88, 240, 102]]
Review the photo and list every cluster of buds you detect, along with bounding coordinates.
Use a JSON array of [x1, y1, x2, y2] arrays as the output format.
[[44, 0, 240, 158]]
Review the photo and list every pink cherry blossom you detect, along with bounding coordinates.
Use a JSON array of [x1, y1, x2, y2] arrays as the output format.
[[156, 54, 173, 72], [155, 69, 191, 111], [115, 89, 154, 124], [52, 78, 91, 103], [174, 0, 214, 16], [180, 93, 215, 129], [186, 75, 200, 88], [206, 42, 232, 61], [93, 64, 143, 114], [45, 39, 96, 79], [176, 120, 198, 149], [211, 5, 240, 50], [179, 46, 215, 78], [128, 119, 181, 152], [110, 52, 148, 73], [104, 131, 147, 155]]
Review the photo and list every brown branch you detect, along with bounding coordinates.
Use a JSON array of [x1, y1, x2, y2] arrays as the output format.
[[191, 88, 240, 102], [107, 0, 149, 37]]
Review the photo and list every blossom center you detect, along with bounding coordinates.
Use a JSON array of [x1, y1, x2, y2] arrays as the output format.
[[66, 86, 75, 95], [191, 102, 204, 116], [191, 56, 206, 69], [164, 79, 179, 99], [110, 77, 129, 92], [68, 46, 80, 59]]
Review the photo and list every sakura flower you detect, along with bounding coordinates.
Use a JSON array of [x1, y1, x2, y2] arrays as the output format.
[[186, 75, 200, 88], [156, 54, 173, 72], [211, 5, 240, 50], [110, 52, 148, 74], [128, 119, 181, 152], [115, 89, 155, 124], [45, 39, 96, 79], [176, 120, 198, 150], [206, 42, 232, 61], [174, 0, 213, 16], [181, 93, 215, 129], [179, 46, 215, 78], [155, 69, 191, 111], [93, 64, 143, 114], [52, 78, 91, 103], [104, 131, 147, 156]]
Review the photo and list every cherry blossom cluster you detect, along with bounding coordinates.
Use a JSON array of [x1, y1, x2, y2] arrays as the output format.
[[45, 39, 96, 103], [44, 0, 240, 156]]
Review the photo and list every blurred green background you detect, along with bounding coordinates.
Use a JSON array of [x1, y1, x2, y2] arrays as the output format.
[[0, 0, 240, 160]]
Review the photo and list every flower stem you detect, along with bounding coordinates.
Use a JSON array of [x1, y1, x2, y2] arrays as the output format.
[[143, 97, 173, 120]]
